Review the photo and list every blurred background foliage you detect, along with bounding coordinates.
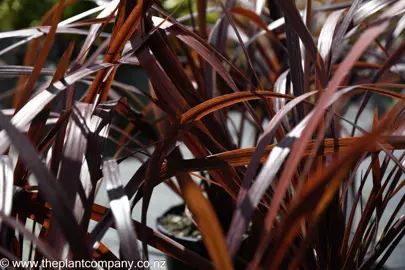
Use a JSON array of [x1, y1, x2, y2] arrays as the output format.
[[0, 0, 96, 30], [0, 0, 219, 31]]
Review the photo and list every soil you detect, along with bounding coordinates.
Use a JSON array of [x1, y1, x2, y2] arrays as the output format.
[[159, 212, 202, 240]]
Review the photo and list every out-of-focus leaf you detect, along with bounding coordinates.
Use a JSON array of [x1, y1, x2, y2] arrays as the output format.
[[353, 0, 396, 25], [228, 7, 281, 48], [313, 1, 353, 12], [177, 174, 234, 270], [376, 41, 405, 80], [212, 0, 236, 57], [0, 156, 13, 230], [0, 66, 55, 77], [103, 159, 142, 263], [197, 0, 207, 39], [254, 0, 265, 15], [0, 34, 42, 57], [392, 14, 405, 38], [0, 1, 107, 56], [0, 26, 110, 39]]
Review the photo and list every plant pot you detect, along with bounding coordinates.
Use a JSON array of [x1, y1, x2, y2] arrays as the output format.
[[156, 204, 208, 270]]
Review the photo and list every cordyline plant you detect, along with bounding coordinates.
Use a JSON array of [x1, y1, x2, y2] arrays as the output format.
[[0, 0, 405, 269]]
